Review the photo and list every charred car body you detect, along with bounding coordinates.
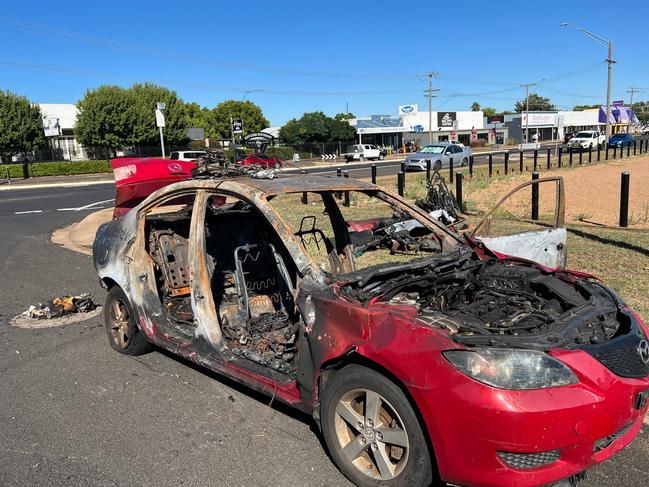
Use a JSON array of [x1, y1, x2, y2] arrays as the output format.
[[94, 164, 649, 487]]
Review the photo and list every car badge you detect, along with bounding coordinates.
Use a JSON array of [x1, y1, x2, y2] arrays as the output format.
[[638, 339, 649, 365]]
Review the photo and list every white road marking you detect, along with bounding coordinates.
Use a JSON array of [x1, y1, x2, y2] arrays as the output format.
[[14, 210, 44, 215], [56, 199, 114, 212]]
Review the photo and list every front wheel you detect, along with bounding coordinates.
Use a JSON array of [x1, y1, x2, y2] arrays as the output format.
[[321, 365, 433, 487], [359, 155, 365, 161], [378, 154, 385, 161], [104, 286, 152, 355], [461, 157, 468, 166]]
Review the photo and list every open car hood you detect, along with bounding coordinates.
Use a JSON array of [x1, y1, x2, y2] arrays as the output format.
[[111, 157, 197, 218]]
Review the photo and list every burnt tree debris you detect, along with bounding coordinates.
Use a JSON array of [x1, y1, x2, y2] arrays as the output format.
[[416, 164, 462, 224]]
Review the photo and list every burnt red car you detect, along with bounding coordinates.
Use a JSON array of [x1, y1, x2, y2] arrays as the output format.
[[94, 169, 649, 487], [238, 153, 283, 168]]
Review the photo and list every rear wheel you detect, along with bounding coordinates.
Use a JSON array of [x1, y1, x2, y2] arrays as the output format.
[[360, 155, 365, 161], [104, 286, 152, 355], [321, 365, 433, 487]]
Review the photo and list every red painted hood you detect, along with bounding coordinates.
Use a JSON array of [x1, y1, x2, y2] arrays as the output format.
[[111, 157, 197, 218]]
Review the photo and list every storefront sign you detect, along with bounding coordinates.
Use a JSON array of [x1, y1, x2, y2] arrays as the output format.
[[437, 111, 457, 128], [399, 104, 418, 115], [488, 115, 504, 124], [521, 113, 556, 126]]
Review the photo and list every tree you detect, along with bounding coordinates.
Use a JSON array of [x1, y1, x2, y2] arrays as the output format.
[[328, 117, 357, 141], [279, 111, 356, 144], [335, 112, 355, 121], [129, 83, 188, 146], [470, 102, 481, 111], [631, 101, 649, 124], [75, 85, 134, 153], [573, 104, 600, 111], [514, 94, 557, 112], [211, 100, 269, 139], [184, 102, 218, 139], [483, 107, 497, 117], [0, 90, 46, 163]]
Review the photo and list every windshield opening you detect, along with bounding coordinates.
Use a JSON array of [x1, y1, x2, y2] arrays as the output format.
[[419, 146, 446, 154], [575, 132, 593, 138], [267, 190, 457, 275]]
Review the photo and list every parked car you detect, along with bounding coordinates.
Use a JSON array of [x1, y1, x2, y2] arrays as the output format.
[[403, 143, 471, 171], [237, 153, 283, 168], [95, 165, 649, 487], [169, 150, 207, 161], [607, 133, 634, 148], [342, 144, 385, 162], [567, 131, 605, 152]]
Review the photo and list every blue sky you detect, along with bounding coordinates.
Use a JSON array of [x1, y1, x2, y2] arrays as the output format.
[[1, 0, 647, 125]]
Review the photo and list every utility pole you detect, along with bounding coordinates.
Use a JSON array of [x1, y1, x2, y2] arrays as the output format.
[[422, 72, 440, 145], [520, 83, 536, 144], [627, 87, 639, 106], [627, 87, 639, 133]]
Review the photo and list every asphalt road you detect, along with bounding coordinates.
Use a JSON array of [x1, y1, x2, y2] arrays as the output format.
[[0, 184, 647, 487]]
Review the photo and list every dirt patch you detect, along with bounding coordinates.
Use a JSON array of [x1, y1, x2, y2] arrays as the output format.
[[52, 208, 113, 255], [468, 156, 649, 228]]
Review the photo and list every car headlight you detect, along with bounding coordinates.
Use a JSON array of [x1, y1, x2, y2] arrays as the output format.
[[443, 349, 578, 390]]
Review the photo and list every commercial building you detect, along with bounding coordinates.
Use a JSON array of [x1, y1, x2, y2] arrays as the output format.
[[39, 103, 90, 161], [348, 105, 507, 148], [498, 105, 640, 143]]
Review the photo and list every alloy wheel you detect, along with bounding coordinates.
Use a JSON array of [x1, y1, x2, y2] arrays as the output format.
[[334, 388, 410, 480], [108, 298, 131, 348]]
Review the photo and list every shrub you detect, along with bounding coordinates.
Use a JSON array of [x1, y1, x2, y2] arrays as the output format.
[[470, 139, 487, 148], [2, 160, 111, 179]]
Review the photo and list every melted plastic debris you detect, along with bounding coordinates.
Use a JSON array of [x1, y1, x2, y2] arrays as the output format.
[[22, 294, 98, 320]]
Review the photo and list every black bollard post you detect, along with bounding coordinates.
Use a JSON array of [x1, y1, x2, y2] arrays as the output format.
[[336, 167, 342, 177], [588, 145, 592, 163], [621, 143, 624, 159], [634, 140, 637, 156], [426, 159, 431, 181], [579, 149, 583, 165], [449, 157, 454, 183], [488, 154, 493, 177], [547, 148, 551, 169], [558, 147, 563, 167], [469, 155, 474, 176], [456, 172, 463, 212], [371, 164, 377, 184], [597, 143, 601, 161], [519, 151, 524, 172], [606, 143, 609, 160], [504, 151, 509, 174], [343, 171, 350, 207], [397, 171, 404, 197], [613, 145, 617, 159], [301, 170, 308, 204], [401, 161, 405, 174], [531, 172, 539, 221], [620, 172, 630, 228], [569, 150, 573, 166], [533, 149, 538, 171], [627, 142, 631, 158]]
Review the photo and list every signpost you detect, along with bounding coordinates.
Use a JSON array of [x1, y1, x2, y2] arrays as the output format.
[[156, 102, 166, 158], [232, 119, 243, 134]]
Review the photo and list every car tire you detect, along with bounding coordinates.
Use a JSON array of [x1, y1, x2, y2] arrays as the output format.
[[378, 154, 385, 161], [320, 364, 433, 487], [104, 286, 152, 355], [360, 155, 365, 161], [461, 157, 468, 166]]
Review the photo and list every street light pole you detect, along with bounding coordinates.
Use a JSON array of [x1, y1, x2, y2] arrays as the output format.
[[560, 23, 614, 143]]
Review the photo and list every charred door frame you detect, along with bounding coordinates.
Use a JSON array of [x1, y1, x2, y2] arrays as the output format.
[[130, 188, 200, 342], [469, 176, 565, 238]]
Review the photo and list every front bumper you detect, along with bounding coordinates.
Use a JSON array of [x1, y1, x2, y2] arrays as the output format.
[[411, 349, 649, 487]]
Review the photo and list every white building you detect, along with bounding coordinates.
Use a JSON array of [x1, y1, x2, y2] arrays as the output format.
[[39, 103, 90, 160], [349, 106, 495, 147]]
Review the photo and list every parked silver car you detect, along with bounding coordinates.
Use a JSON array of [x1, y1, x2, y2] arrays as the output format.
[[403, 143, 471, 171]]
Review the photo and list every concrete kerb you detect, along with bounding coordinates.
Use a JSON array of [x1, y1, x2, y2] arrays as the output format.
[[52, 208, 113, 256]]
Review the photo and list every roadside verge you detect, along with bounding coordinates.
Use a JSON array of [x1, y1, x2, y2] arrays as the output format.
[[52, 208, 112, 256]]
